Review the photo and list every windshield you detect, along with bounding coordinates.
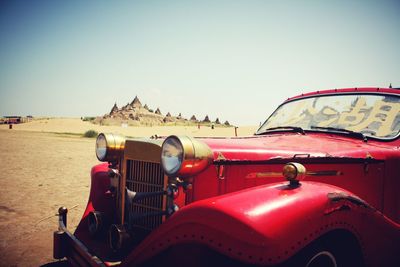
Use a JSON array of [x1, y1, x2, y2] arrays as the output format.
[[256, 94, 400, 139]]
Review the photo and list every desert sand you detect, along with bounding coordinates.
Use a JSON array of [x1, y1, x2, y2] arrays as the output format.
[[0, 117, 257, 137], [0, 118, 257, 266]]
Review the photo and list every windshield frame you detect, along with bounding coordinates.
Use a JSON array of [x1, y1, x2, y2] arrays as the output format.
[[255, 92, 400, 141]]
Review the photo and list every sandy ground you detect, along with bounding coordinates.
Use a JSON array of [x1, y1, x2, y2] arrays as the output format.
[[0, 118, 257, 267], [0, 118, 257, 137]]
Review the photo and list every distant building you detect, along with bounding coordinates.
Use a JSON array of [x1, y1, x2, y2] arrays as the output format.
[[190, 115, 197, 121], [131, 96, 142, 109], [203, 115, 211, 123], [110, 103, 119, 115], [3, 116, 22, 124]]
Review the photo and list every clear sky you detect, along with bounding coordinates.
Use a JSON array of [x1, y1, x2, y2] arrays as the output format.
[[0, 0, 399, 126]]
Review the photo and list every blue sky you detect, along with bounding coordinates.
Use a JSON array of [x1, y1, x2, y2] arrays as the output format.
[[0, 0, 399, 125]]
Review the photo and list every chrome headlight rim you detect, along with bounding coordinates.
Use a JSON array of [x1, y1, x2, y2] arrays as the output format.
[[161, 135, 213, 178], [95, 133, 126, 162]]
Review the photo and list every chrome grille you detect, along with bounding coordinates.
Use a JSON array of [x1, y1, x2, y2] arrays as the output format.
[[125, 160, 166, 231]]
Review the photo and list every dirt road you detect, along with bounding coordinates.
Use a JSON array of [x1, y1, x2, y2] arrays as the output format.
[[0, 130, 98, 266]]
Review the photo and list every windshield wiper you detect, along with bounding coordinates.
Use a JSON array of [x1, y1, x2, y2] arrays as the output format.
[[258, 126, 305, 135], [310, 126, 367, 142]]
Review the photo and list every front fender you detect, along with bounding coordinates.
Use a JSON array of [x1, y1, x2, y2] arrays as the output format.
[[75, 163, 114, 237], [123, 181, 399, 266]]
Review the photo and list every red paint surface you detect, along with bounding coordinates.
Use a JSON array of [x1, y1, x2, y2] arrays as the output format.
[[200, 132, 398, 162], [287, 87, 400, 102], [122, 182, 400, 266]]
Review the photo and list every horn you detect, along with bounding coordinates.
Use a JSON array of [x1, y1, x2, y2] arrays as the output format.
[[125, 187, 167, 205], [125, 188, 137, 205]]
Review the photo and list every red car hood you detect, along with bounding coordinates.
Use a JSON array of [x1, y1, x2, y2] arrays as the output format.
[[201, 133, 393, 162]]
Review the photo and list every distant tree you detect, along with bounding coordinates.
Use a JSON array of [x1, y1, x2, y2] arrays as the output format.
[[83, 130, 98, 138]]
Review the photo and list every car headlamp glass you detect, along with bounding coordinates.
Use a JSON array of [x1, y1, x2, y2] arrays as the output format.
[[96, 134, 108, 161], [161, 137, 183, 176]]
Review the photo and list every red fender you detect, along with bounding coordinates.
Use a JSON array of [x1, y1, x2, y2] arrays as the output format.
[[74, 163, 115, 256], [122, 181, 400, 266]]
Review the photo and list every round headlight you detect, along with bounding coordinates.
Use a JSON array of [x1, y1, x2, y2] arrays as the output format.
[[161, 136, 183, 176], [96, 134, 107, 161], [161, 135, 213, 178], [95, 133, 125, 162]]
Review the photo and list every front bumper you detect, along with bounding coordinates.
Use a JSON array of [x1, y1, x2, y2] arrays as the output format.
[[53, 206, 106, 267]]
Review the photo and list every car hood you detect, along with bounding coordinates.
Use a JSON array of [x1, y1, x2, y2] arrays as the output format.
[[200, 133, 393, 162]]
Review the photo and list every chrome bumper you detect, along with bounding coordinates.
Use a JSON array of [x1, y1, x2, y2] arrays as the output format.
[[54, 207, 106, 267]]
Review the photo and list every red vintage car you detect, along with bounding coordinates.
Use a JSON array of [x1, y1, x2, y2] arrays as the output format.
[[54, 87, 400, 267]]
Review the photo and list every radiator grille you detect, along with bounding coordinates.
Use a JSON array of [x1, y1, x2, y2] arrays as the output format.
[[125, 160, 166, 231]]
